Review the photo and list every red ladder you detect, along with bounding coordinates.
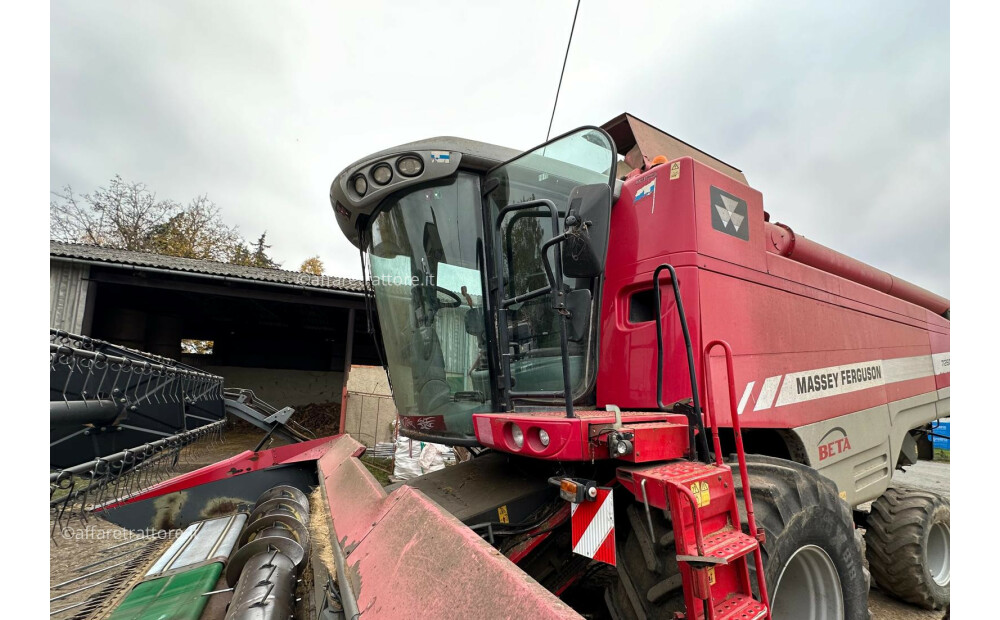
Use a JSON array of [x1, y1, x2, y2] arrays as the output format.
[[627, 340, 770, 619]]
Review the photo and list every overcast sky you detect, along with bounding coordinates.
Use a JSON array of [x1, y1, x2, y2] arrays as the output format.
[[51, 0, 949, 296]]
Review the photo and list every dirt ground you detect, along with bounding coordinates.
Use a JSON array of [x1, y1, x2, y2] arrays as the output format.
[[52, 427, 950, 619]]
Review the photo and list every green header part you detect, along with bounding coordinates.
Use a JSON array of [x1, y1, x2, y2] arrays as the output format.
[[107, 562, 223, 620]]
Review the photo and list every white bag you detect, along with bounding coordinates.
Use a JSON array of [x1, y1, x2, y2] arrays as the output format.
[[418, 443, 447, 475], [393, 435, 423, 481]]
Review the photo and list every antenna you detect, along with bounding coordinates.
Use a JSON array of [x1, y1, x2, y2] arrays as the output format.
[[545, 0, 582, 141]]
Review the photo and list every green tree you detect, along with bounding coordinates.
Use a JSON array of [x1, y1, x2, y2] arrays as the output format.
[[299, 255, 325, 275], [147, 195, 241, 261], [230, 232, 281, 269]]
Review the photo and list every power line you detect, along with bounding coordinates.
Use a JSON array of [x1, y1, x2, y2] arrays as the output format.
[[546, 0, 581, 142]]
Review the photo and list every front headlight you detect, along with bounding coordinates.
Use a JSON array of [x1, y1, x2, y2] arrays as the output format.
[[538, 429, 550, 447], [510, 423, 524, 449]]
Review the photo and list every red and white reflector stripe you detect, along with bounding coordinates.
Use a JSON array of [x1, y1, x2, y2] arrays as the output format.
[[570, 488, 616, 566]]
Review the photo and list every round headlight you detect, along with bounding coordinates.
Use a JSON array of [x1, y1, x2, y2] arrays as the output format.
[[396, 155, 423, 177], [538, 429, 550, 447], [510, 424, 524, 449], [371, 163, 393, 185], [353, 175, 368, 196]]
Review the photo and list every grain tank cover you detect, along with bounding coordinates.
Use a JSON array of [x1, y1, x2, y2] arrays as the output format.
[[602, 112, 748, 184]]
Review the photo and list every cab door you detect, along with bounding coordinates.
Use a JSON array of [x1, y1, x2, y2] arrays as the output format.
[[482, 127, 617, 411]]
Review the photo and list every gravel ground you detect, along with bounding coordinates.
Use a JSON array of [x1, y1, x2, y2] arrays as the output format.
[[867, 459, 950, 620]]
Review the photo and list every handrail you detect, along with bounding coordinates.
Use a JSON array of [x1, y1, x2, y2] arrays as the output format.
[[703, 339, 771, 611], [493, 198, 575, 418], [652, 264, 710, 462], [675, 483, 708, 557]]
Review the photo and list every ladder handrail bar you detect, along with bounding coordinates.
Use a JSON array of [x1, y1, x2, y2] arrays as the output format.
[[703, 339, 771, 613]]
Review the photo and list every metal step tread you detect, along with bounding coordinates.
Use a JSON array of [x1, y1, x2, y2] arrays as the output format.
[[682, 526, 758, 563], [714, 593, 768, 620], [643, 460, 729, 485]]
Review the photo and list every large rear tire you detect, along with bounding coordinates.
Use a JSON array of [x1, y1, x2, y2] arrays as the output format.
[[607, 456, 869, 620], [865, 487, 950, 610]]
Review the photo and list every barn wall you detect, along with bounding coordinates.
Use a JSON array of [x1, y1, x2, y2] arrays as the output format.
[[50, 260, 91, 333], [198, 364, 345, 408]]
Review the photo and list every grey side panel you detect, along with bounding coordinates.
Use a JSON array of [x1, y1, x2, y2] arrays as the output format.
[[50, 260, 90, 333], [788, 390, 949, 506]]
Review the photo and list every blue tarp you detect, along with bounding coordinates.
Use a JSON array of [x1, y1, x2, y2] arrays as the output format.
[[931, 420, 950, 450]]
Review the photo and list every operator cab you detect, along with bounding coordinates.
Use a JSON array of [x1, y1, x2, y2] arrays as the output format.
[[331, 128, 618, 445]]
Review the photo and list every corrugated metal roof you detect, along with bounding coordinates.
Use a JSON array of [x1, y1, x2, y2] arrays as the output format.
[[50, 240, 366, 293]]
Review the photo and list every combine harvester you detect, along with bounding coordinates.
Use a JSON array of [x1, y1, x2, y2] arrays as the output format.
[[54, 114, 949, 620]]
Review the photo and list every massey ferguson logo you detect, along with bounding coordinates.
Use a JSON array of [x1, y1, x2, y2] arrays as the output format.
[[710, 186, 749, 241], [817, 427, 852, 462]]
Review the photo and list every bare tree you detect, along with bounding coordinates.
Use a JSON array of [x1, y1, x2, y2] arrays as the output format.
[[51, 175, 282, 268], [50, 175, 179, 250]]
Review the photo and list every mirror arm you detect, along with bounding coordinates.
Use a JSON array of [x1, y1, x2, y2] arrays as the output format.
[[539, 232, 570, 308], [502, 285, 550, 308]]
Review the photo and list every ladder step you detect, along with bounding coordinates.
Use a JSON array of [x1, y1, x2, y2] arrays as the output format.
[[714, 593, 768, 620], [679, 526, 758, 564]]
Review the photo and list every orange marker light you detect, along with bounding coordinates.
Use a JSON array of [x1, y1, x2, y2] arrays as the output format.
[[650, 155, 668, 167]]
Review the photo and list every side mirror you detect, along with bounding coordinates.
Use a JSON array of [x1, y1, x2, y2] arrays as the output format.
[[562, 183, 612, 278]]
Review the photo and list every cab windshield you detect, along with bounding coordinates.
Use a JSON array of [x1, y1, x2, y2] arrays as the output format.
[[365, 128, 615, 445], [366, 172, 491, 443]]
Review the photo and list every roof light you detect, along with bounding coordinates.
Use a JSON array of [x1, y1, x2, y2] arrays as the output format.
[[396, 155, 423, 177], [353, 175, 368, 196], [371, 163, 393, 185]]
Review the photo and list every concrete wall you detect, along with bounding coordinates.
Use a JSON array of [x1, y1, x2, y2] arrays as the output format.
[[182, 361, 394, 446], [197, 364, 345, 407], [200, 363, 397, 446], [50, 260, 91, 333]]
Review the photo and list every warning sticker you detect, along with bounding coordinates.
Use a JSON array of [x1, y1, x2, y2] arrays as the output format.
[[670, 161, 680, 180], [691, 481, 711, 507], [708, 567, 716, 586], [498, 505, 510, 524]]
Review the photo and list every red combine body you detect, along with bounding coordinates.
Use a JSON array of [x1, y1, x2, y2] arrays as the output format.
[[326, 113, 949, 619], [471, 115, 947, 509], [72, 113, 948, 620]]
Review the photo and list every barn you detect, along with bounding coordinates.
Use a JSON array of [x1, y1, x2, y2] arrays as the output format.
[[49, 240, 390, 436]]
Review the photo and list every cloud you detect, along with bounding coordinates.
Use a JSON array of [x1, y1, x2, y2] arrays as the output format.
[[52, 0, 948, 296]]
